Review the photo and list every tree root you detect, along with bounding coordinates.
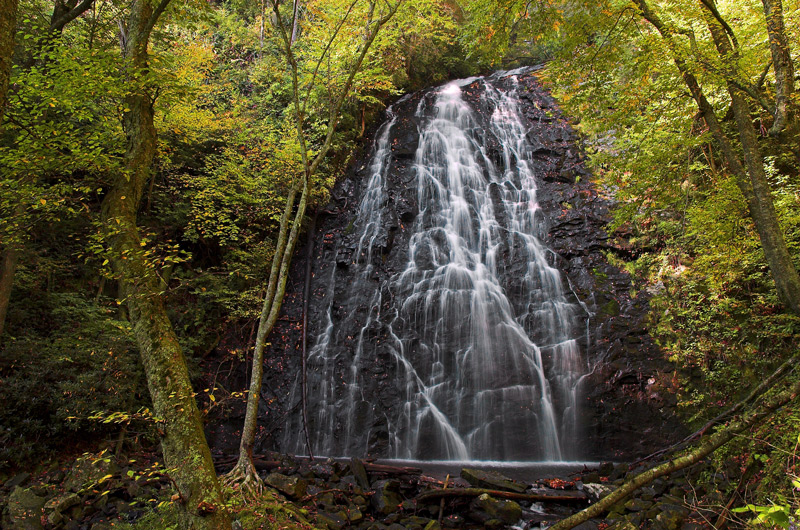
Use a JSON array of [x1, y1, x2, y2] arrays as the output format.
[[222, 457, 264, 500]]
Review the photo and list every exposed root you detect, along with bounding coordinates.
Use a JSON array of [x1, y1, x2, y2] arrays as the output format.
[[222, 457, 264, 500]]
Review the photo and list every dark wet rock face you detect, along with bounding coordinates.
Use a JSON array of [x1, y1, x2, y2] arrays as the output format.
[[207, 69, 684, 462]]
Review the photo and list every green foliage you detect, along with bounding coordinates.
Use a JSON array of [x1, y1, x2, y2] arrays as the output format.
[[0, 292, 150, 468]]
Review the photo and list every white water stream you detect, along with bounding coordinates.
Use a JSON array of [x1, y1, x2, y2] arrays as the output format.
[[284, 74, 588, 461]]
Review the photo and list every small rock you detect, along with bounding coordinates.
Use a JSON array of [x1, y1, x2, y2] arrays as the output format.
[[265, 473, 307, 499], [400, 515, 432, 530], [598, 462, 615, 476], [345, 505, 364, 523], [316, 511, 347, 530], [460, 468, 527, 493], [8, 487, 46, 530], [639, 486, 656, 501], [624, 498, 652, 512], [64, 454, 118, 492], [583, 483, 614, 502], [469, 493, 522, 525], [608, 519, 637, 530], [350, 458, 371, 490], [371, 480, 402, 515], [582, 472, 600, 483], [653, 504, 690, 530]]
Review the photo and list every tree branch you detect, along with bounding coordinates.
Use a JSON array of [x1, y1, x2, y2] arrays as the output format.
[[50, 0, 94, 33]]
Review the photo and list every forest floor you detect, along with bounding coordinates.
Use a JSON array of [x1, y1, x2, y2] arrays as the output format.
[[2, 450, 716, 530]]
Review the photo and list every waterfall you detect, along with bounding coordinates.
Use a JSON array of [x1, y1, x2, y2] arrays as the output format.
[[282, 72, 588, 461]]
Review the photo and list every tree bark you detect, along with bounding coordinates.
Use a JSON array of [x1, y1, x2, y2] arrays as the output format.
[[100, 1, 230, 528], [0, 0, 17, 126], [0, 245, 19, 338], [0, 0, 19, 338], [760, 0, 795, 136]]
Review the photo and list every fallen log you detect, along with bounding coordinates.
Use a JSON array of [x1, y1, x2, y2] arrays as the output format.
[[416, 487, 588, 504], [364, 462, 422, 475], [213, 456, 421, 476]]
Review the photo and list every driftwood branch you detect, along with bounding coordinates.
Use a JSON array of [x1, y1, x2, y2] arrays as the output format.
[[416, 487, 587, 504]]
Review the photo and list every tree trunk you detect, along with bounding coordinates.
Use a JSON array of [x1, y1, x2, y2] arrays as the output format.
[[0, 0, 17, 126], [0, 245, 19, 338], [703, 5, 800, 316], [227, 0, 404, 487], [100, 2, 230, 528], [229, 179, 308, 486], [760, 0, 795, 136]]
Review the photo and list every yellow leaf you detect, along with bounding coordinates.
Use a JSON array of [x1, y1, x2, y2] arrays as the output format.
[[40, 198, 46, 205]]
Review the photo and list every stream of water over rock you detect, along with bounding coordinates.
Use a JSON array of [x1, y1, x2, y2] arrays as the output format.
[[282, 71, 591, 461]]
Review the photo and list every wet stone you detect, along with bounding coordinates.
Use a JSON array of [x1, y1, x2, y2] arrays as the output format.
[[316, 510, 347, 530], [469, 493, 522, 525], [624, 498, 652, 512], [265, 473, 307, 499], [350, 457, 371, 490], [8, 487, 46, 530]]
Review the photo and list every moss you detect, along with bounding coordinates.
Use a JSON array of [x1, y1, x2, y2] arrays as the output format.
[[344, 218, 356, 235]]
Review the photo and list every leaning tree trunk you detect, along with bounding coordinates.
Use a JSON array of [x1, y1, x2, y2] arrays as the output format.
[[703, 5, 800, 316], [226, 179, 307, 491], [634, 0, 800, 317], [100, 2, 230, 529]]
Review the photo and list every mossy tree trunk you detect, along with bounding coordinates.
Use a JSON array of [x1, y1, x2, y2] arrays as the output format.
[[100, 1, 230, 528], [760, 0, 795, 137]]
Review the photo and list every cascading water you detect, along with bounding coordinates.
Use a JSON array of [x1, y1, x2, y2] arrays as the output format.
[[283, 72, 589, 461]]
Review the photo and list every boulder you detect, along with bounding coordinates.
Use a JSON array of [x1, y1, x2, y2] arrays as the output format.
[[460, 468, 527, 493], [4, 473, 31, 490], [7, 487, 46, 530], [583, 483, 615, 502], [64, 454, 118, 492], [468, 493, 522, 525], [316, 511, 346, 530], [371, 480, 402, 515], [265, 473, 307, 499]]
